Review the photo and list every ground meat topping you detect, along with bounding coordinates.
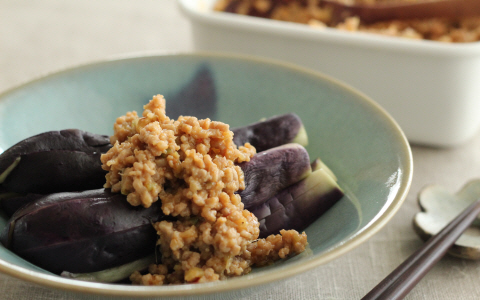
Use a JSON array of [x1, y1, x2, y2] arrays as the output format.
[[101, 94, 256, 209], [101, 95, 308, 284]]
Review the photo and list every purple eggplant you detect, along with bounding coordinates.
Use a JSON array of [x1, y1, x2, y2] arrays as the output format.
[[0, 129, 112, 216], [0, 192, 44, 217], [60, 254, 155, 283], [0, 150, 340, 279], [0, 189, 166, 274], [232, 113, 308, 152], [251, 166, 344, 239], [238, 143, 312, 210], [310, 157, 338, 182], [0, 129, 111, 195], [166, 64, 217, 120]]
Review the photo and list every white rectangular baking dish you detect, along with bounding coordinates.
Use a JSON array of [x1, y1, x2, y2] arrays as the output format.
[[178, 0, 480, 147]]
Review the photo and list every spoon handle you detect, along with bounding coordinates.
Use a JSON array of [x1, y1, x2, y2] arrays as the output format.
[[325, 0, 480, 24], [362, 198, 480, 300]]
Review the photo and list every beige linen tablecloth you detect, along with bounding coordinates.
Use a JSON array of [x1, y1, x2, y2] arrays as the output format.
[[1, 1, 480, 299]]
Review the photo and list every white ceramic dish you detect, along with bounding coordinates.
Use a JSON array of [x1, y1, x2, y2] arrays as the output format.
[[178, 0, 480, 147]]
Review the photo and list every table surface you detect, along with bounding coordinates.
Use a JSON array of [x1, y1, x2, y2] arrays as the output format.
[[2, 1, 480, 299]]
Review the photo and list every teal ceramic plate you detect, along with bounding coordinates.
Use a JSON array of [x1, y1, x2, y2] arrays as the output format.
[[0, 53, 412, 298]]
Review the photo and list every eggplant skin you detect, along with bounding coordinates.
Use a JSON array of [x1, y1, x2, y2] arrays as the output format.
[[166, 64, 217, 120], [238, 143, 312, 210], [0, 193, 44, 217], [2, 150, 108, 195], [0, 129, 111, 195], [0, 129, 111, 175], [251, 168, 344, 238], [232, 113, 307, 152], [0, 189, 165, 274]]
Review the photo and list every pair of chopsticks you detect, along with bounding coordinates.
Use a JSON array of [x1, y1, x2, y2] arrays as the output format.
[[362, 198, 480, 300]]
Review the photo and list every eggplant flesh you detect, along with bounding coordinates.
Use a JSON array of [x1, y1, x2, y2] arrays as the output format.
[[61, 254, 155, 283], [232, 113, 308, 152], [250, 168, 344, 239], [0, 189, 165, 274], [238, 143, 312, 210]]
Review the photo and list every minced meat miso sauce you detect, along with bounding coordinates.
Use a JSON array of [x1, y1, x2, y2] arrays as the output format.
[[100, 95, 307, 285]]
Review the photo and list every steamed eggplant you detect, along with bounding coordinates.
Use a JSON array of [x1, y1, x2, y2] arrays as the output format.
[[0, 129, 111, 194], [232, 113, 308, 152], [250, 165, 344, 238], [0, 192, 44, 217], [0, 115, 305, 215], [238, 143, 312, 210], [0, 129, 111, 216], [0, 145, 331, 279], [61, 254, 155, 283], [166, 64, 217, 120], [0, 114, 343, 280], [0, 189, 166, 274]]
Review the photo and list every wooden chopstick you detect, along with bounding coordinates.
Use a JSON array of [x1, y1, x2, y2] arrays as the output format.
[[362, 198, 480, 300]]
